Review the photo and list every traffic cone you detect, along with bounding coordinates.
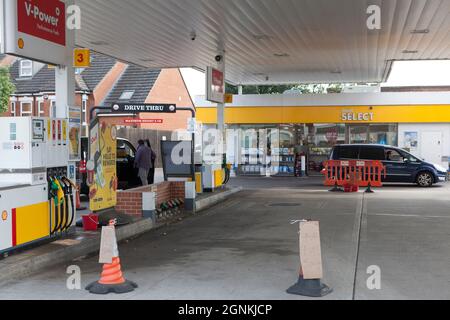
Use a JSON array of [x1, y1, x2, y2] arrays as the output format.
[[287, 267, 333, 298], [86, 220, 137, 294], [76, 186, 87, 211]]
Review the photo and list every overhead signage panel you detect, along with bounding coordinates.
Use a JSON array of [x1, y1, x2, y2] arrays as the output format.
[[1, 0, 67, 65], [111, 103, 176, 114], [206, 66, 224, 104], [17, 0, 66, 46], [73, 48, 91, 68]]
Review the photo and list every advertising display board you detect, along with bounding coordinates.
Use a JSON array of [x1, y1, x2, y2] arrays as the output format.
[[161, 141, 194, 180], [1, 0, 68, 65], [88, 119, 118, 212], [206, 67, 224, 104], [68, 106, 81, 161]]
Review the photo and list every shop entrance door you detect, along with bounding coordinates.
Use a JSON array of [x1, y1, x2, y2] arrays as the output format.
[[348, 125, 369, 144], [421, 131, 442, 165]]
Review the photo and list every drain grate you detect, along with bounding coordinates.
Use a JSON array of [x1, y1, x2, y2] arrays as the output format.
[[267, 203, 301, 207]]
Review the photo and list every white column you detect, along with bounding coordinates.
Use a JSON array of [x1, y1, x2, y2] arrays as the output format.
[[55, 0, 76, 118], [55, 65, 76, 118], [217, 52, 225, 133], [238, 85, 243, 95]]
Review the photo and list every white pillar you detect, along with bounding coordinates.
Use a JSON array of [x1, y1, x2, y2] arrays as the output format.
[[55, 0, 76, 118], [217, 52, 225, 133], [55, 65, 76, 118], [238, 85, 243, 95]]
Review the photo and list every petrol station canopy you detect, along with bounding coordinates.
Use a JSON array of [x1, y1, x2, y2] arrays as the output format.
[[74, 0, 450, 85]]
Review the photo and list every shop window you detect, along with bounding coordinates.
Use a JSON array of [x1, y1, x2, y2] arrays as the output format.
[[369, 124, 398, 146], [360, 146, 385, 160], [19, 60, 33, 77]]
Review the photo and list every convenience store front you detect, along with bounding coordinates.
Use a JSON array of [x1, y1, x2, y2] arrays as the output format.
[[196, 93, 450, 176], [224, 122, 398, 176]]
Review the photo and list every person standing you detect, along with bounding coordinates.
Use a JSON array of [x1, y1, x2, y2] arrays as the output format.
[[145, 139, 157, 185], [134, 140, 152, 186]]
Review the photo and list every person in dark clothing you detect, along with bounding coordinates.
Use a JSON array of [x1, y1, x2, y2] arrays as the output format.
[[146, 139, 157, 185], [134, 140, 152, 186]]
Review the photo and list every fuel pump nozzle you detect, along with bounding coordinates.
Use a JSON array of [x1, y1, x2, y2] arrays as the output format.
[[61, 177, 76, 231]]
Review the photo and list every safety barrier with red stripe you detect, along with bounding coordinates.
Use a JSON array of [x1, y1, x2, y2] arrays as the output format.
[[322, 160, 386, 187]]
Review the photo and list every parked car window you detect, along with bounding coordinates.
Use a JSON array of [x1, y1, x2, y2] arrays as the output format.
[[359, 147, 385, 160], [385, 148, 403, 162], [399, 150, 420, 163], [117, 140, 135, 159], [338, 146, 359, 159]]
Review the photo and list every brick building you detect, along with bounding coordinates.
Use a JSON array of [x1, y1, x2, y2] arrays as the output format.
[[0, 52, 194, 135]]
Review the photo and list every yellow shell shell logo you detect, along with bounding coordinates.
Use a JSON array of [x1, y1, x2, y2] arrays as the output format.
[[18, 38, 25, 49], [1, 210, 7, 221]]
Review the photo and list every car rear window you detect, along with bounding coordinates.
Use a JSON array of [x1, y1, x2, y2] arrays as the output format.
[[338, 146, 360, 159], [359, 147, 385, 160]]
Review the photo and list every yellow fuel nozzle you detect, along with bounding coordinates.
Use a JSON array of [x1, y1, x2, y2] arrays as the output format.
[[53, 178, 65, 206]]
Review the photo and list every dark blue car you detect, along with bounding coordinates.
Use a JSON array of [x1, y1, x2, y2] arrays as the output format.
[[330, 144, 448, 187]]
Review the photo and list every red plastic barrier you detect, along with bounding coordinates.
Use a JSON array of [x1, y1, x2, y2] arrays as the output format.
[[323, 160, 386, 187]]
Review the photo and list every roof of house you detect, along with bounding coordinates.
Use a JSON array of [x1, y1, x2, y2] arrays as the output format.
[[102, 65, 161, 106], [8, 52, 115, 95], [10, 61, 87, 94], [80, 52, 116, 91]]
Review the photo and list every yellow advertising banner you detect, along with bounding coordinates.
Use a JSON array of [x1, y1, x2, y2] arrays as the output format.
[[197, 105, 450, 124], [88, 120, 118, 212]]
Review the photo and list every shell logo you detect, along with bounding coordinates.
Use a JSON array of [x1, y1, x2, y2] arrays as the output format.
[[1, 210, 7, 221], [18, 38, 25, 49]]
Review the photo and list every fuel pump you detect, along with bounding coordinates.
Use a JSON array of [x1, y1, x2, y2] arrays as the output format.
[[0, 117, 75, 255]]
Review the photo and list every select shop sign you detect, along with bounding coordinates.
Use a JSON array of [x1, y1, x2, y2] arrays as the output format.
[[341, 111, 375, 122], [111, 103, 177, 114]]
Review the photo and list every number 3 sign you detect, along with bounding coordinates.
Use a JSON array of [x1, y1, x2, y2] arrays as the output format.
[[73, 48, 91, 68]]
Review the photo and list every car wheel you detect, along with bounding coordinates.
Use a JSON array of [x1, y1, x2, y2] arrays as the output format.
[[417, 172, 434, 187]]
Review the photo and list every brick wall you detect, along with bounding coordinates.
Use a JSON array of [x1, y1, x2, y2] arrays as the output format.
[[115, 181, 185, 217]]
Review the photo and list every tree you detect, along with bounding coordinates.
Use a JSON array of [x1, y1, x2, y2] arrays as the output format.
[[226, 82, 347, 95], [0, 67, 15, 113]]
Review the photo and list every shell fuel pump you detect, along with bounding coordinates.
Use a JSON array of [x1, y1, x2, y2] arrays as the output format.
[[0, 117, 77, 255]]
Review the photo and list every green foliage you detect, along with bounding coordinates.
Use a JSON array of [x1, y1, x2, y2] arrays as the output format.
[[0, 67, 15, 113], [226, 82, 345, 95]]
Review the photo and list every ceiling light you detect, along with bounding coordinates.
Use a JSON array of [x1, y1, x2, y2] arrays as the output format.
[[411, 29, 430, 34], [140, 58, 154, 62], [89, 40, 109, 46], [273, 53, 290, 58], [331, 69, 342, 74], [402, 50, 419, 54]]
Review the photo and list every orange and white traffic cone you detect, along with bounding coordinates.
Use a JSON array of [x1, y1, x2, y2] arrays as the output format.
[[75, 186, 87, 211], [86, 219, 137, 294]]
